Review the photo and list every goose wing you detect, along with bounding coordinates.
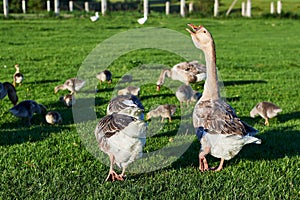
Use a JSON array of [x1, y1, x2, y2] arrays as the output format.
[[193, 99, 257, 139], [3, 82, 18, 105]]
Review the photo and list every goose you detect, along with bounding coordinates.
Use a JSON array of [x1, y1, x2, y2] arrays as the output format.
[[60, 94, 76, 107], [187, 24, 261, 172], [175, 85, 201, 108], [9, 100, 47, 126], [45, 111, 62, 125], [117, 86, 140, 96], [95, 113, 147, 181], [0, 82, 18, 105], [146, 104, 177, 123], [156, 60, 206, 91], [107, 94, 144, 120], [54, 78, 85, 94], [90, 12, 99, 22], [13, 64, 24, 87], [96, 70, 112, 85], [250, 101, 282, 126]]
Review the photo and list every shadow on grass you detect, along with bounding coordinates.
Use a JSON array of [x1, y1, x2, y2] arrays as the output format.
[[26, 79, 61, 84], [140, 93, 174, 101], [277, 111, 300, 123], [0, 120, 70, 146], [223, 80, 267, 86], [168, 126, 300, 170]]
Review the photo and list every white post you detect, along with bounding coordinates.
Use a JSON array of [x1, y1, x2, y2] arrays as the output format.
[[246, 0, 251, 17], [165, 1, 170, 15], [85, 2, 89, 12], [22, 0, 26, 14], [277, 0, 282, 14], [101, 0, 107, 16], [180, 0, 185, 17], [54, 0, 59, 15], [270, 2, 274, 14], [47, 0, 51, 12], [143, 0, 148, 17], [69, 1, 73, 12], [214, 0, 219, 17], [188, 2, 193, 13], [3, 0, 9, 17], [241, 2, 245, 16]]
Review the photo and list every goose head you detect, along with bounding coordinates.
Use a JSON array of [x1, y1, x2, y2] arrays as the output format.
[[186, 24, 214, 51]]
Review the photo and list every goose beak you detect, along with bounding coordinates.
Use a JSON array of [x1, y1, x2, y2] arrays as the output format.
[[186, 24, 202, 34], [156, 85, 161, 91]]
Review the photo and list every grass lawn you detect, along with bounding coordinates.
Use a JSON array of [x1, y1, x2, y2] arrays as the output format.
[[0, 12, 299, 199]]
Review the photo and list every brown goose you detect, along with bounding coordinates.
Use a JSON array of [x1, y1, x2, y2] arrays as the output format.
[[60, 94, 76, 107], [95, 113, 147, 181], [146, 104, 177, 123], [13, 64, 24, 87], [45, 111, 62, 125], [156, 60, 206, 91], [54, 78, 85, 94], [96, 70, 112, 85], [187, 24, 261, 172], [117, 86, 140, 96], [107, 95, 144, 120], [175, 84, 201, 108], [9, 100, 47, 126], [0, 82, 18, 105], [250, 101, 282, 126]]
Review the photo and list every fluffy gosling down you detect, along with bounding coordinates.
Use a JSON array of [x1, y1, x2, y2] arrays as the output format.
[[250, 101, 282, 126], [146, 104, 177, 123]]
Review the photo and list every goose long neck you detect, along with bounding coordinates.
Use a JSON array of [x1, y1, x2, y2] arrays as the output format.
[[201, 42, 220, 101], [157, 69, 171, 85]]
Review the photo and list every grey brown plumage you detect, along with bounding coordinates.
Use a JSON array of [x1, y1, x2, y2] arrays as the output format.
[[13, 64, 24, 87], [250, 101, 282, 126], [146, 104, 177, 123], [96, 70, 112, 84], [45, 111, 62, 124], [9, 100, 47, 125], [187, 24, 261, 172], [54, 78, 85, 94], [95, 113, 147, 181], [60, 94, 76, 107]]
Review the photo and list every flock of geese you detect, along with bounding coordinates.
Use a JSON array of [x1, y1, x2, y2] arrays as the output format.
[[0, 24, 283, 181]]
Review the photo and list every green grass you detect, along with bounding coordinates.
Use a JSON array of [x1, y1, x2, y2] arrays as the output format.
[[0, 13, 300, 199]]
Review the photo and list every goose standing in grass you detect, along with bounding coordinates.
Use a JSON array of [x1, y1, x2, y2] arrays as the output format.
[[187, 24, 261, 172], [13, 64, 24, 87], [60, 94, 76, 107], [156, 60, 206, 91], [107, 94, 144, 120], [146, 104, 177, 123], [95, 113, 147, 181], [250, 101, 282, 126], [96, 70, 112, 85], [175, 85, 201, 108], [117, 86, 140, 96], [54, 78, 85, 94], [0, 82, 18, 105], [9, 100, 47, 126], [45, 111, 62, 125]]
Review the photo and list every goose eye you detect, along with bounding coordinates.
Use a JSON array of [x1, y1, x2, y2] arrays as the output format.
[[203, 30, 206, 33]]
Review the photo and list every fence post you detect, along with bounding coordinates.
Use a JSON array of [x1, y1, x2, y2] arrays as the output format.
[[180, 0, 185, 17], [54, 0, 60, 15], [47, 0, 51, 12], [189, 2, 193, 13], [241, 2, 245, 16], [277, 0, 282, 14], [69, 1, 73, 12], [3, 0, 9, 17], [165, 1, 170, 15], [22, 0, 26, 14], [85, 2, 89, 12], [246, 0, 251, 17], [270, 2, 274, 14], [214, 0, 219, 17], [101, 0, 107, 16]]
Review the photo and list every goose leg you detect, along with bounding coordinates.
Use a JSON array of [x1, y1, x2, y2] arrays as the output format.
[[105, 154, 124, 181], [211, 158, 224, 172], [264, 118, 269, 126], [199, 147, 210, 172]]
